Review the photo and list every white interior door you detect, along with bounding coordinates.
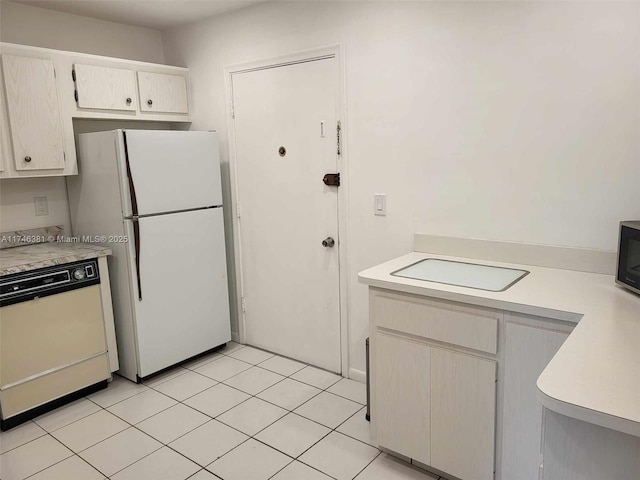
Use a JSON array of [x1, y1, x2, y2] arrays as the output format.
[[232, 57, 341, 372]]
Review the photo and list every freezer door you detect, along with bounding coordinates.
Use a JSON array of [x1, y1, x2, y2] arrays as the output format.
[[123, 130, 223, 215], [124, 207, 231, 377]]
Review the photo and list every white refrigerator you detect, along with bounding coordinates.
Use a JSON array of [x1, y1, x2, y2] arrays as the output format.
[[68, 130, 231, 382]]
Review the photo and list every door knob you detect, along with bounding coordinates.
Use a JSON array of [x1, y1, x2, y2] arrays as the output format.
[[126, 97, 132, 105], [322, 237, 335, 248], [24, 156, 32, 163], [147, 99, 153, 106]]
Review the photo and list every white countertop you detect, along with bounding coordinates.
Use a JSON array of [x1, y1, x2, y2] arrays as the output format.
[[0, 242, 112, 276], [359, 252, 640, 437]]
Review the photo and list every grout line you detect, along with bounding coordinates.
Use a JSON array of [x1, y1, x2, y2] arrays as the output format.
[[36, 402, 110, 436], [351, 450, 384, 480], [94, 427, 164, 478], [0, 421, 47, 455], [20, 433, 74, 479]]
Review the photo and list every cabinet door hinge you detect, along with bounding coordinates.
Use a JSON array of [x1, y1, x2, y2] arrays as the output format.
[[236, 201, 241, 219], [241, 296, 246, 312], [71, 69, 76, 82], [336, 120, 342, 156], [74, 90, 78, 102], [63, 152, 66, 162], [53, 68, 56, 79]]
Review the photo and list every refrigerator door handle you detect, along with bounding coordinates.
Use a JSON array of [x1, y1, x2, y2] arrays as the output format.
[[124, 132, 142, 301], [123, 132, 140, 218], [132, 217, 142, 301]]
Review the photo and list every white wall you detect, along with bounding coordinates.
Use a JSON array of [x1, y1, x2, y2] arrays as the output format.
[[162, 0, 640, 376], [0, 1, 166, 234], [0, 2, 164, 62]]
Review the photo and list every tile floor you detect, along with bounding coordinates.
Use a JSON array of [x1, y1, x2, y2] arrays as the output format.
[[0, 342, 440, 480]]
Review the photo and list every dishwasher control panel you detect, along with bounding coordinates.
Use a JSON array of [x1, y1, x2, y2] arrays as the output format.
[[0, 259, 100, 307]]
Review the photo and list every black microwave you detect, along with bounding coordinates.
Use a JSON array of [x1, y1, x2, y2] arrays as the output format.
[[616, 221, 640, 295]]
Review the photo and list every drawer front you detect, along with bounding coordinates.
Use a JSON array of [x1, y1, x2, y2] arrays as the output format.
[[0, 354, 109, 418], [372, 290, 499, 354]]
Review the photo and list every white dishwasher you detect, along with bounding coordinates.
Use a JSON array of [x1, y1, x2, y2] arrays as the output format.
[[0, 259, 110, 431]]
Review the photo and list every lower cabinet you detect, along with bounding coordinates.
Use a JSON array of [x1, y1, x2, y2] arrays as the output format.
[[375, 331, 497, 480], [370, 289, 576, 480], [375, 333, 431, 464], [431, 347, 496, 480], [499, 318, 569, 480]]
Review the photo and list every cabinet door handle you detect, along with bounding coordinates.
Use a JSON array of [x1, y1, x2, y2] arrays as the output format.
[[126, 97, 132, 105], [24, 156, 32, 163], [147, 99, 153, 106]]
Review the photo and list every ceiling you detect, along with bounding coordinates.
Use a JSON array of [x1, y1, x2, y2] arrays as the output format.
[[10, 0, 269, 30]]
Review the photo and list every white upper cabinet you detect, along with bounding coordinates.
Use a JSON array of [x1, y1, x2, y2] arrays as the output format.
[[0, 43, 190, 178], [138, 71, 189, 114], [74, 64, 137, 111], [2, 55, 65, 171]]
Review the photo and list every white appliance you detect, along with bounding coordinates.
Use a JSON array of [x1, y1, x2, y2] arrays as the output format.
[[68, 130, 231, 382], [0, 259, 110, 430]]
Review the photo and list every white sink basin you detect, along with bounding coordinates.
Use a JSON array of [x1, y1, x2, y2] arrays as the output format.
[[392, 258, 529, 292]]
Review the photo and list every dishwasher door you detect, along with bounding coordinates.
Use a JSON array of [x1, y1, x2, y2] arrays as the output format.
[[0, 285, 109, 420]]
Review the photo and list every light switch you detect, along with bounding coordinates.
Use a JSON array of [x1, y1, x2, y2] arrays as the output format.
[[374, 193, 386, 216]]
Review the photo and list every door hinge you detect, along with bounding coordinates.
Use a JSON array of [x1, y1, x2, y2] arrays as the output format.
[[236, 201, 241, 219], [241, 296, 246, 312], [74, 90, 78, 102], [336, 120, 342, 156], [53, 67, 56, 79], [63, 152, 66, 162], [231, 99, 235, 118], [71, 69, 76, 82], [323, 173, 340, 187]]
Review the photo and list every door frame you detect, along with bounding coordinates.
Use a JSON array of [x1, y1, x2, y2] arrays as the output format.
[[224, 44, 350, 376]]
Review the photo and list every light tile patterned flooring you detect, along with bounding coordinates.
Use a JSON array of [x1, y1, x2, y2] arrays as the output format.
[[0, 343, 440, 480]]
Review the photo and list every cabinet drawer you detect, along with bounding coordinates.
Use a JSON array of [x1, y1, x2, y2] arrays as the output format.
[[74, 64, 137, 111], [372, 290, 499, 354]]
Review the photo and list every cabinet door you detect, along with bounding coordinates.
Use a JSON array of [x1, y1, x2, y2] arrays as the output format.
[[74, 64, 137, 111], [137, 71, 188, 114], [2, 55, 65, 171], [501, 321, 568, 480], [431, 347, 496, 480], [375, 333, 431, 464]]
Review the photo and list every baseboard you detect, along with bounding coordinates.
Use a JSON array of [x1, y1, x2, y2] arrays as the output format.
[[414, 233, 616, 275], [348, 367, 366, 383]]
